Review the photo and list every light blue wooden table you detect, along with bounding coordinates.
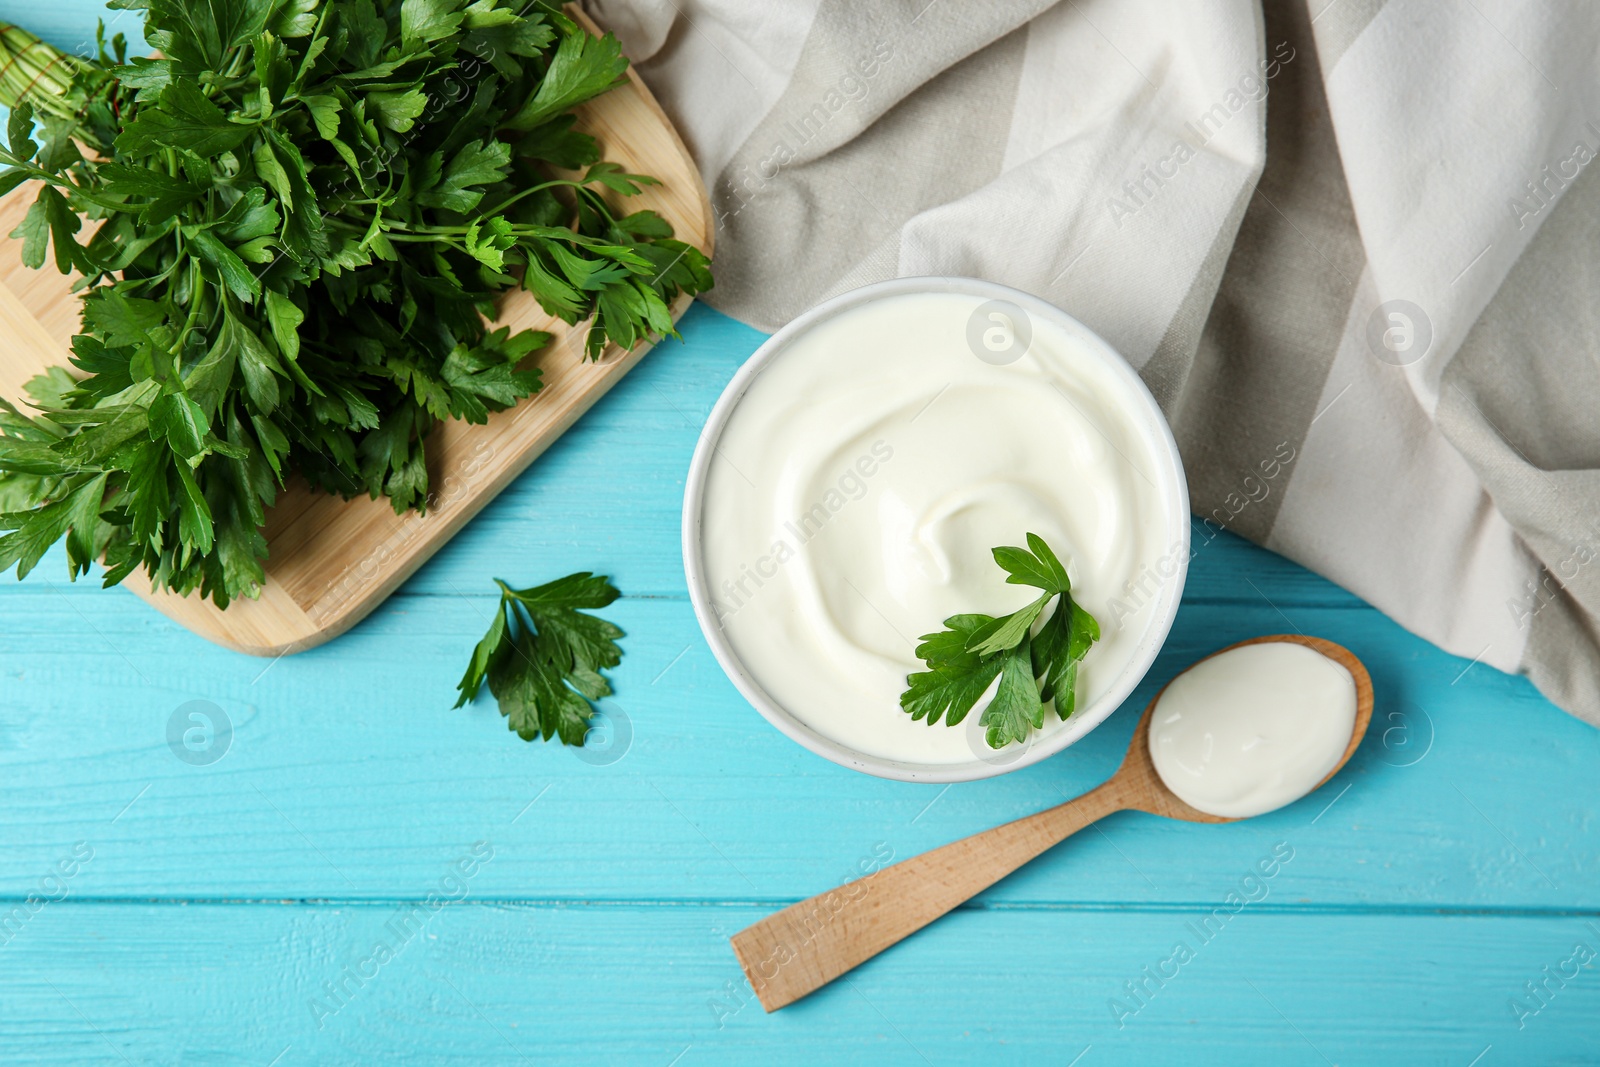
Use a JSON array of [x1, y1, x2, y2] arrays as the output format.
[[4, 6, 1600, 1064]]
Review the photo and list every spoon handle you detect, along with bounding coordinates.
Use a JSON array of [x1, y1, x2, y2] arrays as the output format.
[[730, 780, 1125, 1011]]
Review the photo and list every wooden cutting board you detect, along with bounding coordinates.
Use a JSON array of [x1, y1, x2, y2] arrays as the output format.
[[0, 13, 713, 657]]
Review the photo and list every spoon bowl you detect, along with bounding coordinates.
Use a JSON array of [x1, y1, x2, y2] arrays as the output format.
[[1120, 633, 1373, 823], [730, 633, 1373, 1011]]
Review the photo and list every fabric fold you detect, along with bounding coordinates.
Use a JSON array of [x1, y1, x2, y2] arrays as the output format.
[[593, 0, 1600, 727]]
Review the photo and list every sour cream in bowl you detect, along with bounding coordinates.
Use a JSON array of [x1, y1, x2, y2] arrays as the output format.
[[683, 278, 1189, 781]]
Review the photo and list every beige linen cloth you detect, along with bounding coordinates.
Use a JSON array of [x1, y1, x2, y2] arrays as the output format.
[[587, 0, 1600, 727]]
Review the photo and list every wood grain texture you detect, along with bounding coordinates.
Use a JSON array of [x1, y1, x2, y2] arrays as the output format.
[[2, 300, 1599, 1065], [1, 903, 1597, 1065], [0, 9, 1598, 1060], [731, 636, 1375, 1010], [0, 7, 713, 657], [2, 347, 1597, 910], [2, 521, 1595, 910]]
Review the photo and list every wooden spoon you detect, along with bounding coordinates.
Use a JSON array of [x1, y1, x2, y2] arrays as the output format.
[[730, 634, 1373, 1011]]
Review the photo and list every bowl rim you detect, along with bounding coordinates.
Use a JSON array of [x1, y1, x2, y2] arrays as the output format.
[[681, 276, 1190, 783]]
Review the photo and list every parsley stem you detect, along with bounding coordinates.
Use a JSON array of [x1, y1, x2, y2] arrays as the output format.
[[484, 178, 607, 216], [167, 260, 205, 356]]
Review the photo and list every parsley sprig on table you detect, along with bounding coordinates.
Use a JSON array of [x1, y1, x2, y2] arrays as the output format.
[[0, 3, 711, 607], [455, 571, 623, 745], [901, 534, 1100, 749]]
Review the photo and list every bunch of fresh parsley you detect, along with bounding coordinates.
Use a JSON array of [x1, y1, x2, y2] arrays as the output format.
[[0, 1, 711, 607], [455, 571, 623, 745], [901, 534, 1101, 749]]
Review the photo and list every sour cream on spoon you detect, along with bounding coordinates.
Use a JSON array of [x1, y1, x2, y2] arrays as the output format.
[[1147, 641, 1358, 818]]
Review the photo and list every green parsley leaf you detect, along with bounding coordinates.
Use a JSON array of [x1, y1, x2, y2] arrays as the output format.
[[984, 643, 1044, 750], [188, 228, 262, 303], [96, 162, 203, 225], [262, 290, 304, 361], [6, 99, 37, 160], [115, 80, 256, 157], [81, 290, 167, 347], [994, 531, 1072, 594], [455, 572, 625, 746], [10, 195, 49, 269], [899, 613, 1004, 728], [402, 0, 468, 50], [503, 24, 628, 131], [148, 391, 210, 459], [966, 593, 1048, 658], [418, 139, 512, 213], [0, 492, 76, 579], [366, 87, 429, 132], [900, 534, 1100, 749], [513, 114, 599, 169]]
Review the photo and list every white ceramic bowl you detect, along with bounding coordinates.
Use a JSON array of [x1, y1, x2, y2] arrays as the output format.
[[682, 277, 1189, 782]]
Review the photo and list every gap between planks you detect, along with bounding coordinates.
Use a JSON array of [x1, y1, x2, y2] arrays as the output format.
[[2, 897, 1595, 919]]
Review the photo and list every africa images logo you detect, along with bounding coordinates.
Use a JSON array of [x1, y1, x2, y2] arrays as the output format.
[[166, 700, 232, 766], [1365, 299, 1433, 367]]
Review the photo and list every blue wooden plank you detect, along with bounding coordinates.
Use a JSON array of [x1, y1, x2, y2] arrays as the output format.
[[3, 576, 1596, 909], [0, 290, 1592, 911], [0, 902, 1594, 1065]]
